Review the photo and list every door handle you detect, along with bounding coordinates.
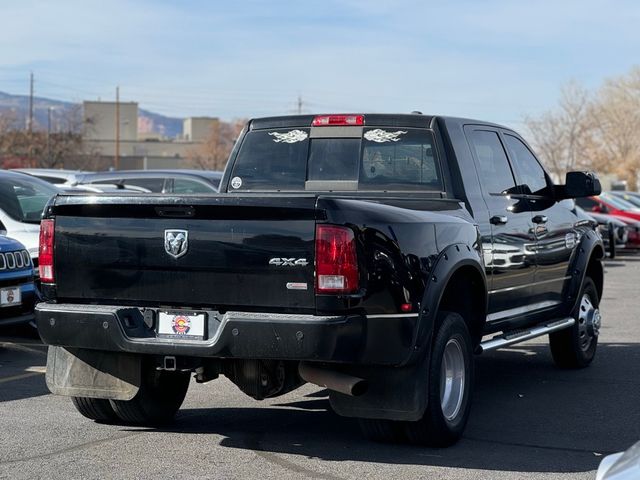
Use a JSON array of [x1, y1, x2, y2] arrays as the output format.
[[532, 215, 548, 224], [490, 215, 508, 225]]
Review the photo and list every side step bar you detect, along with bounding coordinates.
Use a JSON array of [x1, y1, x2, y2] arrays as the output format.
[[478, 317, 575, 353]]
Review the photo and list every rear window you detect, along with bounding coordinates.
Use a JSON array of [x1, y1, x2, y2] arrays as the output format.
[[229, 127, 442, 192]]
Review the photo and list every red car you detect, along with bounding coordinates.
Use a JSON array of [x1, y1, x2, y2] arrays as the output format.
[[576, 194, 640, 248], [576, 193, 640, 221]]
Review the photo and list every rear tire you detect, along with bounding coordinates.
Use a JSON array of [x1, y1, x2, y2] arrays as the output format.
[[403, 311, 474, 446], [71, 396, 119, 423], [110, 367, 190, 425], [358, 418, 406, 443], [549, 277, 600, 368]]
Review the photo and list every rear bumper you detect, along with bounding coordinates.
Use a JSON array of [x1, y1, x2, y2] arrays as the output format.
[[35, 303, 418, 366]]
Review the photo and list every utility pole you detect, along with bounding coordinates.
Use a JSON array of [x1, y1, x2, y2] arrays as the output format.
[[27, 72, 34, 132], [297, 95, 303, 115], [47, 107, 52, 165], [115, 86, 120, 170]]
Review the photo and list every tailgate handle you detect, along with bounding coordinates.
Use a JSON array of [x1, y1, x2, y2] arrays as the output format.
[[155, 206, 195, 218]]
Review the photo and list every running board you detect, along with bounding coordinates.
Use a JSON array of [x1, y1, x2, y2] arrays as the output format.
[[478, 317, 575, 353]]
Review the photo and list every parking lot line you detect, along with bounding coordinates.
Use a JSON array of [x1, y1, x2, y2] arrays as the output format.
[[0, 341, 48, 356], [0, 371, 44, 384]]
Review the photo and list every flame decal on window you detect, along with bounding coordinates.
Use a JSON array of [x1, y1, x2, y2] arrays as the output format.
[[268, 130, 308, 143], [364, 129, 408, 143]]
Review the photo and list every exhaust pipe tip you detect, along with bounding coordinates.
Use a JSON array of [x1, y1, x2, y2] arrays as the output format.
[[350, 379, 368, 397], [298, 362, 368, 397]]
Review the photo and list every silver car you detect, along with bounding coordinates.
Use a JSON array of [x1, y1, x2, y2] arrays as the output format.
[[0, 171, 60, 260], [12, 168, 88, 186], [597, 440, 640, 479]]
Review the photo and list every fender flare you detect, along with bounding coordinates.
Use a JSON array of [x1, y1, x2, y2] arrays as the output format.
[[562, 230, 605, 315], [403, 242, 487, 366]]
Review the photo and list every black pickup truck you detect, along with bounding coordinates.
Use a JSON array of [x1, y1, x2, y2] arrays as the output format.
[[36, 114, 604, 446]]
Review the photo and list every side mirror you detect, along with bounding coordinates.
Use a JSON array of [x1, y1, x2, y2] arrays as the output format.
[[563, 171, 602, 198], [564, 172, 602, 198]]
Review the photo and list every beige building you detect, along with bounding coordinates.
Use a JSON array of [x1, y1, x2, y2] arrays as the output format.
[[84, 101, 138, 141], [81, 101, 215, 169], [183, 117, 218, 142]]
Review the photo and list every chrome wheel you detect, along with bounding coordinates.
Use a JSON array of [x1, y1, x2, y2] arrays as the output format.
[[577, 293, 600, 352], [440, 338, 466, 421]]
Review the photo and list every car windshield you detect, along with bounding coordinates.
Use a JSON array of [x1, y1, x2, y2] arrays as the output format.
[[611, 192, 640, 208], [601, 192, 640, 211], [229, 127, 442, 192], [0, 176, 59, 224]]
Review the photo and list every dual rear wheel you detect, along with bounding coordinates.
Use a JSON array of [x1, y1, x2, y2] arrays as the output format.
[[360, 277, 601, 446], [72, 280, 599, 442], [72, 367, 190, 425], [359, 311, 474, 447]]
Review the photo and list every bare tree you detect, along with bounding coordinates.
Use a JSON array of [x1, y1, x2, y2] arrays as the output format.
[[524, 81, 593, 182], [588, 67, 640, 189], [0, 105, 93, 169], [186, 119, 245, 171], [524, 67, 640, 190]]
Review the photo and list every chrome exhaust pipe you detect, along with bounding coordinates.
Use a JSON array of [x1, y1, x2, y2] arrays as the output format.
[[298, 362, 368, 397]]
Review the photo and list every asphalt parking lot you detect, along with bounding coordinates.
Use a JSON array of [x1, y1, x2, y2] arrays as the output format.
[[1, 254, 639, 480]]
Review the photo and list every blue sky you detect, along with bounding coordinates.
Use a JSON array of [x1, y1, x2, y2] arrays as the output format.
[[0, 0, 639, 128]]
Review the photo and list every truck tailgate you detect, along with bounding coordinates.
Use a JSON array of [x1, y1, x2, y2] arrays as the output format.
[[51, 195, 318, 311]]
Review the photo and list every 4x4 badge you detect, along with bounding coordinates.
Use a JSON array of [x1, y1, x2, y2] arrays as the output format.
[[165, 230, 189, 259], [269, 258, 308, 267]]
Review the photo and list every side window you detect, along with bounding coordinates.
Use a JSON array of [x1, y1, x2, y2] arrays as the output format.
[[172, 178, 214, 194], [503, 134, 548, 195], [468, 130, 517, 197]]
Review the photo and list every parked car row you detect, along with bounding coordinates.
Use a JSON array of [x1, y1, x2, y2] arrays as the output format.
[[14, 168, 223, 194], [0, 167, 223, 328], [576, 191, 640, 256]]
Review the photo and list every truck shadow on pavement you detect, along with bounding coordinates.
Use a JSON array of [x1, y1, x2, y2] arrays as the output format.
[[155, 342, 640, 474]]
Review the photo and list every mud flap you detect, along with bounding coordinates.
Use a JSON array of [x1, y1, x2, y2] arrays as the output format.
[[46, 346, 141, 400], [328, 352, 430, 422]]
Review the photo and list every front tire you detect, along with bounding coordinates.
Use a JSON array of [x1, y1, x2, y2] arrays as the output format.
[[607, 225, 616, 259], [549, 277, 600, 368], [109, 367, 190, 425], [403, 311, 474, 446]]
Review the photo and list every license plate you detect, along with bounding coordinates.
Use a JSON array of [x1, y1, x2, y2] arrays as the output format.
[[157, 311, 206, 339], [0, 287, 21, 307]]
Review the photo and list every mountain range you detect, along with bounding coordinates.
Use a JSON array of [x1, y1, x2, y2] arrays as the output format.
[[0, 91, 184, 138]]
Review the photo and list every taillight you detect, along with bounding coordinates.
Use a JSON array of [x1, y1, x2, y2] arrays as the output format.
[[315, 225, 359, 294], [312, 114, 364, 126], [39, 219, 55, 282]]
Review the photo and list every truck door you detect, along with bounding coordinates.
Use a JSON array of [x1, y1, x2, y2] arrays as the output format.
[[501, 132, 575, 310], [465, 127, 537, 320]]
